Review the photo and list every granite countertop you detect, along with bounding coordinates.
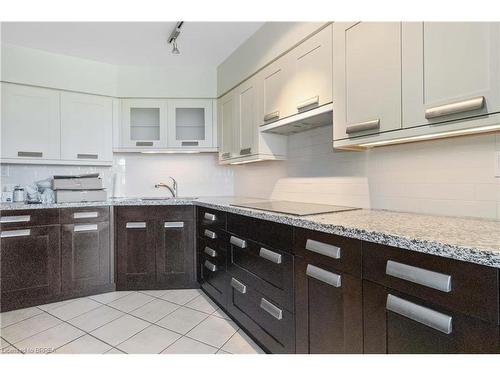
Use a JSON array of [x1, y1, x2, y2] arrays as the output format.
[[2, 196, 500, 268]]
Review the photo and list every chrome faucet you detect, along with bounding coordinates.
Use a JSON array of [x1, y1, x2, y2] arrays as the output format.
[[155, 177, 178, 198]]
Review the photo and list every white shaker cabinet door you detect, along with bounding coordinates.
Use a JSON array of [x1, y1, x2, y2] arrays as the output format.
[[60, 92, 113, 163], [333, 22, 402, 141], [402, 22, 500, 128], [218, 89, 238, 162], [1, 83, 61, 160], [237, 77, 258, 157], [167, 99, 214, 148]]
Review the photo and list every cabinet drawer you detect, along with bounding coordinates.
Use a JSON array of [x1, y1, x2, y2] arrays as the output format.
[[294, 228, 362, 277], [197, 207, 226, 230], [228, 236, 294, 312], [115, 205, 193, 222], [363, 242, 500, 324], [60, 206, 109, 224], [227, 276, 295, 353], [363, 281, 500, 354], [0, 209, 59, 230], [227, 213, 293, 253], [200, 253, 229, 306]]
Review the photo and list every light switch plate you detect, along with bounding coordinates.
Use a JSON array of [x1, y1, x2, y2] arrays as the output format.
[[495, 151, 500, 178]]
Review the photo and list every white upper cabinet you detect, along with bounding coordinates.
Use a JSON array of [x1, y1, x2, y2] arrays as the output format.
[[1, 83, 61, 161], [237, 77, 258, 157], [260, 54, 291, 125], [402, 22, 500, 128], [60, 92, 113, 163], [167, 99, 215, 149], [333, 22, 402, 141], [120, 99, 167, 149], [218, 89, 238, 161], [289, 24, 333, 114]]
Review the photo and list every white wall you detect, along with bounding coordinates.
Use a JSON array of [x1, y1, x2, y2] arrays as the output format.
[[234, 126, 500, 219]]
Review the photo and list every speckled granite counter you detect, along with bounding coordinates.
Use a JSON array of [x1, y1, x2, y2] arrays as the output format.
[[2, 196, 500, 268]]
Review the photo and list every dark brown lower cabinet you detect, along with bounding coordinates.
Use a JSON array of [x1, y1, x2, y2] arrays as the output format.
[[0, 225, 61, 311], [198, 237, 229, 307], [61, 222, 111, 294], [295, 257, 363, 353], [363, 280, 500, 354]]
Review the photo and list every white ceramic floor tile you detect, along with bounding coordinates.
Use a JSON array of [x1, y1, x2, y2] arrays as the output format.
[[15, 323, 84, 354], [221, 330, 264, 354], [160, 289, 201, 305], [138, 290, 170, 298], [107, 292, 155, 313], [187, 316, 238, 348], [104, 348, 124, 354], [37, 298, 77, 312], [130, 299, 180, 323], [0, 307, 43, 328], [91, 315, 150, 346], [1, 346, 21, 354], [156, 306, 209, 335], [162, 336, 218, 354], [0, 312, 62, 344], [117, 325, 181, 354], [212, 308, 231, 320], [49, 298, 101, 321], [185, 294, 218, 314], [1, 338, 10, 349], [216, 349, 231, 354], [67, 305, 124, 332], [54, 334, 112, 354], [88, 291, 134, 304]]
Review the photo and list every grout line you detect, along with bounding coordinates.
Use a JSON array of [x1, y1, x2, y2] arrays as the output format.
[[0, 308, 45, 329]]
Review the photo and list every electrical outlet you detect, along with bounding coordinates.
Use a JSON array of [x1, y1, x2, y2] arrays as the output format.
[[495, 151, 500, 178]]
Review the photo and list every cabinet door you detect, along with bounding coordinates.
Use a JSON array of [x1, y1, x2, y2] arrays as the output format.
[[61, 92, 113, 163], [167, 99, 214, 148], [237, 77, 258, 157], [295, 257, 363, 353], [259, 55, 291, 125], [1, 83, 61, 160], [363, 281, 500, 354], [218, 90, 238, 161], [333, 22, 402, 140], [155, 220, 195, 288], [289, 24, 333, 114], [403, 22, 500, 128], [120, 99, 167, 148], [0, 225, 61, 310], [116, 219, 156, 289], [61, 222, 110, 294]]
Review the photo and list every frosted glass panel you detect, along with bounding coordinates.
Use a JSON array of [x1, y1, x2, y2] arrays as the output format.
[[130, 108, 160, 140], [176, 108, 205, 140]]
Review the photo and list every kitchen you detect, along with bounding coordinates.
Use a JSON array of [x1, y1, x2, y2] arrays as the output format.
[[0, 1, 499, 371]]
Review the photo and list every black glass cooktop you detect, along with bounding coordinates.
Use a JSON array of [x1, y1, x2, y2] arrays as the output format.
[[230, 200, 359, 216]]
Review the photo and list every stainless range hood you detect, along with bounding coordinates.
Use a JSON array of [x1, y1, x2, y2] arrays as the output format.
[[259, 103, 333, 135]]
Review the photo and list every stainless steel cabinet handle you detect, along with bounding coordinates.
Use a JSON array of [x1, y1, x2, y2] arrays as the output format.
[[386, 294, 452, 334], [221, 152, 231, 159], [386, 260, 452, 293], [306, 264, 341, 288], [74, 224, 98, 232], [126, 222, 147, 229], [181, 141, 199, 147], [136, 141, 153, 147], [297, 96, 319, 111], [259, 247, 282, 264], [204, 229, 217, 239], [425, 96, 485, 119], [73, 212, 98, 219], [164, 221, 184, 228], [260, 298, 283, 320], [203, 213, 216, 222], [345, 119, 380, 134], [0, 215, 31, 223], [305, 239, 341, 259], [264, 111, 280, 122], [204, 247, 217, 258], [230, 277, 247, 294], [1, 229, 31, 238], [240, 148, 252, 155], [77, 153, 98, 159], [230, 236, 247, 249], [204, 260, 217, 272], [18, 151, 43, 157]]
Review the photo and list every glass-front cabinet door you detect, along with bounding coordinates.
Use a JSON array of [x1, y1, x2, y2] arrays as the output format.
[[167, 99, 214, 148], [121, 99, 167, 148]]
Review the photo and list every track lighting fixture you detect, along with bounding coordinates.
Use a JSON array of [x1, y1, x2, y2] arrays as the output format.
[[168, 21, 183, 55]]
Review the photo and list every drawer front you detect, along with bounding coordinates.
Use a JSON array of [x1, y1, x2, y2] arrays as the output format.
[[197, 207, 226, 230], [363, 242, 500, 324], [0, 209, 59, 230], [60, 206, 110, 224], [227, 213, 293, 253], [294, 228, 362, 277], [228, 236, 294, 312], [363, 281, 500, 354], [115, 205, 193, 222], [200, 253, 229, 304], [227, 276, 295, 353]]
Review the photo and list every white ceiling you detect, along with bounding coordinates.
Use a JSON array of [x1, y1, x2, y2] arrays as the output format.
[[1, 22, 264, 67]]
